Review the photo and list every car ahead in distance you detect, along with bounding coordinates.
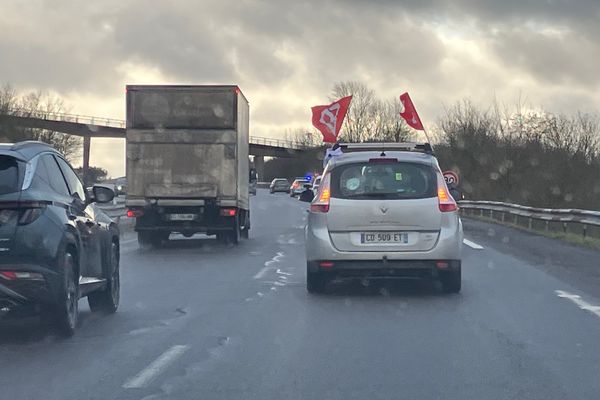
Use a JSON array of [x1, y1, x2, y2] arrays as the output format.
[[270, 178, 290, 193], [290, 178, 310, 197], [312, 175, 322, 192], [0, 141, 120, 336], [302, 142, 463, 294]]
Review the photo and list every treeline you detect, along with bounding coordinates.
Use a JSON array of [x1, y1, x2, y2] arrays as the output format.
[[267, 81, 600, 210], [0, 84, 81, 160], [435, 100, 600, 210]]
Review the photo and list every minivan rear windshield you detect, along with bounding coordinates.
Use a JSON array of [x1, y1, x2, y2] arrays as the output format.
[[331, 161, 436, 200], [0, 156, 21, 195]]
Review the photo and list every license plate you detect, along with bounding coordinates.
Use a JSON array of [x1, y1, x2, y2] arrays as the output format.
[[361, 232, 408, 244], [166, 213, 197, 221]]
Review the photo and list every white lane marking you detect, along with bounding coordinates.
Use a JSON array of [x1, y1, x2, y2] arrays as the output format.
[[555, 290, 600, 319], [463, 239, 484, 249], [123, 345, 189, 389], [253, 252, 285, 279], [253, 266, 274, 279]]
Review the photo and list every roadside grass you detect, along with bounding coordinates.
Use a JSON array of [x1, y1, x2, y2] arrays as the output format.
[[464, 214, 600, 251]]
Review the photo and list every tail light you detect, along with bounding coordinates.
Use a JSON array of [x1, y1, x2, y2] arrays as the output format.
[[310, 174, 331, 213], [220, 208, 237, 217], [127, 208, 144, 218], [437, 173, 458, 212], [0, 202, 47, 225], [18, 206, 45, 225], [0, 271, 44, 281]]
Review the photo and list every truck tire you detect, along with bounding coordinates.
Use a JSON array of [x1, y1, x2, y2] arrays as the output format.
[[241, 210, 250, 239], [88, 241, 120, 313], [228, 218, 240, 245], [138, 231, 166, 248]]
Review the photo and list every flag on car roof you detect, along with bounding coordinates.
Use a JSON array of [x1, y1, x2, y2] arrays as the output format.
[[311, 96, 353, 143], [399, 92, 424, 131]]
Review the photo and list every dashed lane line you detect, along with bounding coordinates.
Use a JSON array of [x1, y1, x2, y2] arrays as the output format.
[[122, 345, 189, 389], [463, 239, 484, 250], [555, 290, 600, 319]]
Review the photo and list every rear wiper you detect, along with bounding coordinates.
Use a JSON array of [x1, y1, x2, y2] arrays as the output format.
[[345, 193, 395, 198]]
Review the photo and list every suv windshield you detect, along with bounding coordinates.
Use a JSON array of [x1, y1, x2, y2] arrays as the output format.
[[0, 155, 21, 195], [331, 162, 436, 200]]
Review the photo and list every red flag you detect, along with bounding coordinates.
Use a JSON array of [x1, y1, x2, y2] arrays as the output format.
[[399, 92, 424, 131], [311, 96, 353, 143]]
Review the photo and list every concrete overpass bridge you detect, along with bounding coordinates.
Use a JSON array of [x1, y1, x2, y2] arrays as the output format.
[[0, 109, 308, 179]]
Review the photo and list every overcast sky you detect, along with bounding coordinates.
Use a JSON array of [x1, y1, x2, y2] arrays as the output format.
[[2, 0, 599, 176]]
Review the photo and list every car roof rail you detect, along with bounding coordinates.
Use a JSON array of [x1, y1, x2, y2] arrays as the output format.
[[11, 140, 55, 151], [337, 142, 434, 155]]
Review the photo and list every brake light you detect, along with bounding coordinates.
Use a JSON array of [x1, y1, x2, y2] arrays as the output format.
[[437, 174, 458, 212], [310, 174, 331, 213], [19, 207, 45, 225], [0, 271, 17, 280], [319, 261, 334, 268], [0, 271, 44, 280], [220, 208, 237, 217], [368, 158, 398, 163], [127, 209, 144, 218]]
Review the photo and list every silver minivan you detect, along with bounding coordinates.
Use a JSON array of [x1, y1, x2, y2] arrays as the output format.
[[303, 143, 463, 293]]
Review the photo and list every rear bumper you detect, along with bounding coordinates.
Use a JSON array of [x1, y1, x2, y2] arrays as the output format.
[[270, 187, 289, 192], [305, 214, 463, 262], [0, 263, 61, 308], [133, 205, 241, 234], [307, 260, 461, 276]]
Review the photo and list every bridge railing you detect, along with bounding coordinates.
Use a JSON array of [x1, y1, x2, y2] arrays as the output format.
[[7, 108, 126, 128], [5, 109, 310, 149], [249, 136, 308, 150], [458, 200, 600, 239]]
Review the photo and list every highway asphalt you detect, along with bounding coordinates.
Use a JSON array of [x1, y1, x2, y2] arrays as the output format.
[[1, 189, 600, 400]]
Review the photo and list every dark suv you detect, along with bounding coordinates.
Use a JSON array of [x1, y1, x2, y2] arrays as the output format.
[[0, 141, 120, 336]]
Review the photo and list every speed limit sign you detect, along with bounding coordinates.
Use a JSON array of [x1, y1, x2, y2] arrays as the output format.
[[443, 170, 459, 185]]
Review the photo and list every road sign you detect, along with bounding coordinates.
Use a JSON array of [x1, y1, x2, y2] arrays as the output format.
[[443, 170, 459, 185]]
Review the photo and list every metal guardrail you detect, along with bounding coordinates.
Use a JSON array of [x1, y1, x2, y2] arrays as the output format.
[[459, 200, 600, 238], [5, 109, 309, 150]]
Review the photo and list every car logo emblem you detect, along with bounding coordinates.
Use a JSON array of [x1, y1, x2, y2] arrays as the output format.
[[380, 205, 388, 214]]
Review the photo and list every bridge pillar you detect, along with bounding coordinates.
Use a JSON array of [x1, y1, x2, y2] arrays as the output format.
[[83, 136, 90, 185], [254, 155, 265, 182]]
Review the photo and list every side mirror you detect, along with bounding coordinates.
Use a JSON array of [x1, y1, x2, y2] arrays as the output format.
[[92, 185, 115, 204]]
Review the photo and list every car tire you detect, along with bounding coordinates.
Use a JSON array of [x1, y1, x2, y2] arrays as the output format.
[[54, 250, 79, 337], [440, 268, 461, 293], [88, 241, 120, 313], [306, 271, 326, 293]]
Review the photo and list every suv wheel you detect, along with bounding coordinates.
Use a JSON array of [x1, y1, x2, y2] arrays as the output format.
[[88, 241, 120, 313], [55, 250, 79, 336], [440, 268, 461, 293], [306, 271, 326, 293]]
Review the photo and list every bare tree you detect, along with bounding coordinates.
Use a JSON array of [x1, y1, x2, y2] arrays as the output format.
[[331, 81, 376, 142], [285, 127, 322, 147], [0, 84, 81, 160]]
